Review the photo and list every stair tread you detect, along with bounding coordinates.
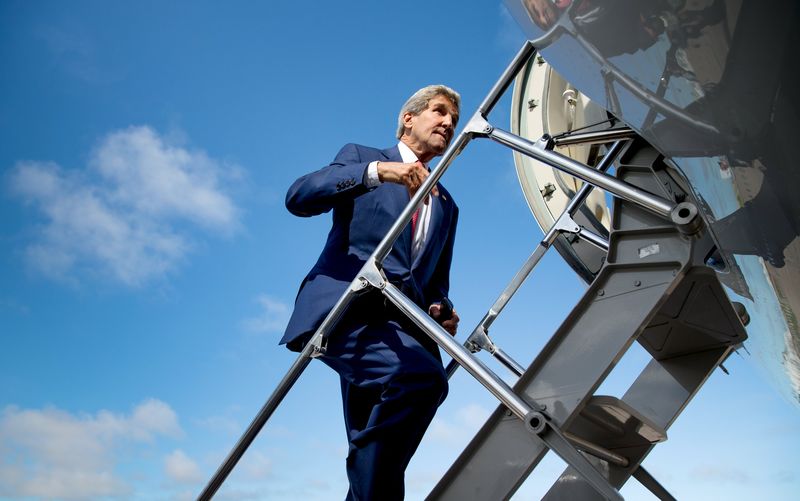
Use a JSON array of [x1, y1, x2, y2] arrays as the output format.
[[566, 395, 667, 450]]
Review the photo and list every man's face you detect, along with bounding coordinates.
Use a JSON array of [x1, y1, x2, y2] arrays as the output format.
[[403, 95, 459, 160]]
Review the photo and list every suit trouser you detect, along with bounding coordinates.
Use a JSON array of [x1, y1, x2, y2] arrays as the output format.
[[320, 300, 448, 501]]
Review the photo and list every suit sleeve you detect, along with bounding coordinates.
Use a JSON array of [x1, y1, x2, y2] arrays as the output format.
[[285, 143, 374, 217], [424, 203, 459, 306]]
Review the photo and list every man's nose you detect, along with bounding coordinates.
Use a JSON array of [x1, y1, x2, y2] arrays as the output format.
[[442, 114, 453, 129]]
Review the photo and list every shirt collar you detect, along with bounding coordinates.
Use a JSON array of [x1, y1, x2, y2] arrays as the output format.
[[397, 141, 419, 164]]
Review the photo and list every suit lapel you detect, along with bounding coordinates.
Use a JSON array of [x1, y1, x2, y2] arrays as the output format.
[[380, 146, 452, 272], [381, 146, 415, 264], [413, 187, 449, 270]]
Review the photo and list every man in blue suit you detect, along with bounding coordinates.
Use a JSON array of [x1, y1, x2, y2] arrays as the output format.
[[281, 85, 461, 500]]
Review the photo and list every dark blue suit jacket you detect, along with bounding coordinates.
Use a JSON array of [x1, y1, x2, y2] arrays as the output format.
[[280, 143, 458, 348]]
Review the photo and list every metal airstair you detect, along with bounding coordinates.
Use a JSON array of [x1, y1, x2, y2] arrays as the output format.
[[198, 41, 748, 501]]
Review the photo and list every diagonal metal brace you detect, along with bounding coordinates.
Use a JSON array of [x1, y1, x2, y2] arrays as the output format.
[[308, 259, 382, 357], [465, 325, 496, 354], [383, 283, 620, 500], [358, 258, 387, 291], [462, 112, 494, 138], [447, 140, 626, 380], [453, 325, 526, 378], [552, 212, 581, 234]]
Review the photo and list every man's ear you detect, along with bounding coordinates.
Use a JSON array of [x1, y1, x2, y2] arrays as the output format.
[[402, 111, 415, 131]]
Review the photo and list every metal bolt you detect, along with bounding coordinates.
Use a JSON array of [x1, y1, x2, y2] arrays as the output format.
[[536, 55, 545, 66], [634, 280, 641, 287], [540, 182, 556, 200], [598, 289, 605, 296], [484, 125, 492, 133], [506, 410, 513, 417], [562, 89, 577, 107]]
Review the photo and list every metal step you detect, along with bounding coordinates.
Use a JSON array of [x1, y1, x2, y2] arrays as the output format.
[[427, 140, 747, 501], [567, 395, 667, 450]]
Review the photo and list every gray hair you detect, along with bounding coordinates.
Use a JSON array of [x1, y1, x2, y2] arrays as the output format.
[[396, 85, 461, 139]]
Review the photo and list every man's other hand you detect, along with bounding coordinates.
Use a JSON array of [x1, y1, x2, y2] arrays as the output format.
[[377, 161, 438, 201], [429, 303, 459, 336]]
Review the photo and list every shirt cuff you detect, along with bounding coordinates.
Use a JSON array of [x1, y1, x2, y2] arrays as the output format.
[[365, 161, 382, 189]]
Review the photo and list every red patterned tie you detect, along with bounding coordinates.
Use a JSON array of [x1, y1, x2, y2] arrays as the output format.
[[411, 207, 420, 235]]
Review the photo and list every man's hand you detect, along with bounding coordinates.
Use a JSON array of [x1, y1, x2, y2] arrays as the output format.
[[377, 161, 438, 201], [429, 303, 459, 336]]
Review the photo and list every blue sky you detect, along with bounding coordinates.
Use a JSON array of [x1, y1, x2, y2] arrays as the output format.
[[1, 1, 798, 500]]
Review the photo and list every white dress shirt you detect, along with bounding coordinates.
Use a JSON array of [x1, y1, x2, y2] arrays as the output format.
[[366, 142, 433, 258]]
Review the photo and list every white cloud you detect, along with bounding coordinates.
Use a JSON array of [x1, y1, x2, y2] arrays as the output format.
[[0, 399, 182, 499], [241, 294, 291, 334], [91, 127, 238, 230], [428, 403, 491, 445], [9, 126, 241, 286], [165, 449, 202, 484], [456, 402, 493, 428], [240, 450, 272, 480], [129, 398, 184, 439]]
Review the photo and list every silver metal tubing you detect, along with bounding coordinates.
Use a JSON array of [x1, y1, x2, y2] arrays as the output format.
[[554, 127, 636, 147], [382, 282, 536, 418], [493, 346, 525, 377], [444, 237, 552, 382], [577, 227, 610, 251], [373, 132, 470, 264], [444, 358, 460, 379], [480, 139, 623, 331], [384, 286, 622, 501], [306, 278, 368, 354], [198, 286, 362, 500], [560, 140, 625, 215], [478, 41, 537, 116], [447, 139, 624, 380], [444, 338, 525, 379], [539, 422, 624, 501], [444, 236, 552, 381], [198, 346, 314, 500], [489, 127, 676, 218], [200, 101, 465, 498], [483, 242, 550, 335], [476, 139, 623, 335], [375, 40, 541, 264], [564, 431, 629, 468]]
